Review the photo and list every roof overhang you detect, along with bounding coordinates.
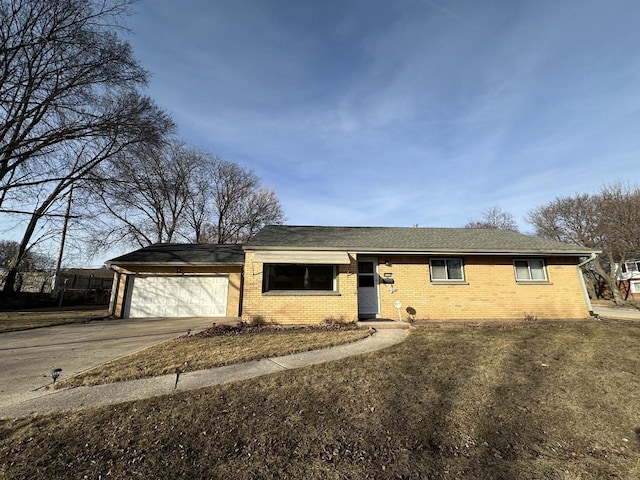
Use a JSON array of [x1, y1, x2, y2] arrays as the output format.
[[105, 260, 244, 266], [252, 250, 351, 264], [245, 246, 599, 257], [352, 249, 599, 257]]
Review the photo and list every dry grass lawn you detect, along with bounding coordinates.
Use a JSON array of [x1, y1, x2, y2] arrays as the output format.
[[54, 325, 371, 388], [0, 308, 108, 333], [2, 320, 640, 479]]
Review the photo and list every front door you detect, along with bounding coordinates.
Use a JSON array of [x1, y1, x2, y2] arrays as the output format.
[[357, 257, 379, 318]]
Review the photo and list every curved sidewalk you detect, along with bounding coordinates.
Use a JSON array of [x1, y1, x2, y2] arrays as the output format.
[[0, 328, 407, 419]]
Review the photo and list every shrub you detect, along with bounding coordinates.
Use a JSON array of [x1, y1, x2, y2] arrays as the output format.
[[249, 315, 270, 327], [322, 316, 359, 330]]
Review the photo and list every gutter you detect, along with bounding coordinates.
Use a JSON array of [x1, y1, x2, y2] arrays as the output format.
[[577, 252, 598, 268], [243, 246, 595, 257], [104, 261, 245, 268]]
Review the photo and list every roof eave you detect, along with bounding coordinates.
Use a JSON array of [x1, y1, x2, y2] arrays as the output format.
[[243, 245, 599, 256], [104, 260, 244, 267]]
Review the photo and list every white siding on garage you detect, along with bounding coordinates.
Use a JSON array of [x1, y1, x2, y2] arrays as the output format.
[[126, 275, 229, 318]]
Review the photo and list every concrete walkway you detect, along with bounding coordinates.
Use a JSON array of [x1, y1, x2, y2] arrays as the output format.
[[0, 328, 408, 419], [592, 305, 640, 321]]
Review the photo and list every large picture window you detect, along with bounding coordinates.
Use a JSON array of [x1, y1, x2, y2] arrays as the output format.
[[514, 259, 547, 281], [263, 264, 336, 292], [430, 258, 464, 281]]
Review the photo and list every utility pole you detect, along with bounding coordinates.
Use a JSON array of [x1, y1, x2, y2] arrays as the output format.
[[51, 186, 73, 299]]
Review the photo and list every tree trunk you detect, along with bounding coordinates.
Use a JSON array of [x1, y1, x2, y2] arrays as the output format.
[[2, 268, 19, 296], [592, 256, 625, 305], [1, 214, 39, 295], [2, 179, 70, 294], [610, 278, 625, 305]]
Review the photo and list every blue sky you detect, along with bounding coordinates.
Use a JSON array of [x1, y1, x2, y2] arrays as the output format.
[[123, 0, 640, 232], [5, 0, 640, 267]]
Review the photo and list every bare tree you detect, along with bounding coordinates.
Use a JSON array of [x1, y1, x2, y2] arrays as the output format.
[[0, 0, 155, 198], [528, 183, 640, 304], [465, 206, 519, 232], [0, 239, 54, 292], [197, 159, 285, 244], [85, 142, 203, 248], [0, 0, 174, 294], [0, 240, 53, 272], [235, 187, 285, 242], [526, 194, 602, 245], [86, 147, 285, 248]]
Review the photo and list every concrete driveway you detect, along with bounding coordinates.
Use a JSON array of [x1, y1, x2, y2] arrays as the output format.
[[0, 316, 224, 409]]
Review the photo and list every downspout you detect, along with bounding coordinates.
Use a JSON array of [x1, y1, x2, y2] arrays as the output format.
[[577, 253, 598, 315]]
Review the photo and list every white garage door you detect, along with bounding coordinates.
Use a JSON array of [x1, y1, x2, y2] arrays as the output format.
[[126, 275, 229, 318]]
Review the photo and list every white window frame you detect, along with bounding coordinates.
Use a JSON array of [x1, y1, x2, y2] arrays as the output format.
[[622, 261, 640, 274], [429, 258, 465, 282], [514, 258, 548, 282]]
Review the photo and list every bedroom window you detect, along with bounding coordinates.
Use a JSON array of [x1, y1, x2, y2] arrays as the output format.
[[514, 259, 547, 281], [430, 258, 465, 281], [263, 264, 336, 292]]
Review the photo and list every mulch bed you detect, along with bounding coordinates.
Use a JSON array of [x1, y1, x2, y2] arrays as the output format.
[[192, 320, 362, 338]]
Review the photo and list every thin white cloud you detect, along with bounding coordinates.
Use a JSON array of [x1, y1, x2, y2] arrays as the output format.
[[126, 0, 640, 230]]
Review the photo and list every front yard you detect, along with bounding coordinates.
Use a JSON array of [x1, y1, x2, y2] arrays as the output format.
[[53, 323, 371, 388], [2, 320, 640, 479], [0, 307, 108, 333]]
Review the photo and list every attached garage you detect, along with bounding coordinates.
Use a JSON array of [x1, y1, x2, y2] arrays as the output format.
[[106, 244, 244, 319], [126, 275, 229, 318]]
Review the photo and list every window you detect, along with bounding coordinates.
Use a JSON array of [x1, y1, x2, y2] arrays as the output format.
[[263, 264, 336, 292], [357, 261, 376, 287], [430, 258, 464, 281], [514, 259, 547, 281]]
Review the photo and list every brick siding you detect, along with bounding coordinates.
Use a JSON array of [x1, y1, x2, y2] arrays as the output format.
[[242, 252, 590, 324]]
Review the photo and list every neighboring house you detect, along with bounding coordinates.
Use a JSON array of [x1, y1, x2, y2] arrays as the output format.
[[617, 259, 640, 299], [106, 226, 597, 323], [106, 244, 244, 318], [242, 226, 597, 324]]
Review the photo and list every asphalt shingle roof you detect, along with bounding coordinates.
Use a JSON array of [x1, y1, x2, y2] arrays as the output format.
[[106, 244, 244, 266], [244, 225, 596, 255]]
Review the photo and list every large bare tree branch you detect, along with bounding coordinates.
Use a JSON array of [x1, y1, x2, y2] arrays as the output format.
[[0, 0, 152, 198], [0, 0, 174, 294]]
